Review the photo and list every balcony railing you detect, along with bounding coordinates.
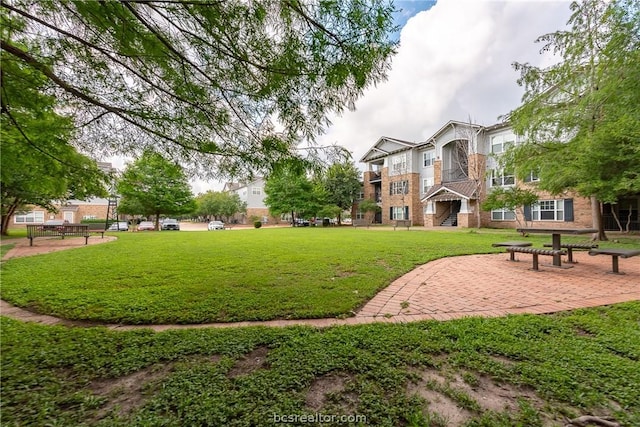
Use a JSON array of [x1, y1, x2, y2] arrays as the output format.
[[442, 168, 468, 183], [368, 171, 382, 182]]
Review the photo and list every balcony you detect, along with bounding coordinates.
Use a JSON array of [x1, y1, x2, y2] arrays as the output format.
[[442, 168, 467, 183], [368, 171, 382, 183]]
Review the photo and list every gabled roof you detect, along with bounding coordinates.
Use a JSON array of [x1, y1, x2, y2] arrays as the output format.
[[360, 136, 417, 163], [421, 180, 479, 202], [416, 120, 483, 149]]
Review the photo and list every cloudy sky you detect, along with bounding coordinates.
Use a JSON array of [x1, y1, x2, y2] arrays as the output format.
[[315, 0, 573, 162], [188, 0, 574, 193]]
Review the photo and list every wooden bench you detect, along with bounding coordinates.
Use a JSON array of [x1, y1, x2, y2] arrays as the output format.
[[86, 223, 107, 238], [543, 243, 598, 264], [588, 248, 640, 274], [393, 219, 411, 230], [492, 241, 532, 261], [352, 219, 370, 229], [26, 224, 90, 247], [506, 247, 566, 271]]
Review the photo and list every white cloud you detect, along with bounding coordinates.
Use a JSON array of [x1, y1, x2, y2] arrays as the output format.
[[318, 0, 572, 161]]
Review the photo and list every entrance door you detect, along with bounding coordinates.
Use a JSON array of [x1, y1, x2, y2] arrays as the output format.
[[63, 211, 74, 223]]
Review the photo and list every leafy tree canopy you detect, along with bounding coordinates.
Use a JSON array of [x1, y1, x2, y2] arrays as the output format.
[[322, 160, 361, 223], [1, 0, 398, 179], [1, 33, 109, 234], [264, 166, 324, 222], [504, 0, 640, 203], [196, 191, 246, 222], [116, 151, 196, 227]]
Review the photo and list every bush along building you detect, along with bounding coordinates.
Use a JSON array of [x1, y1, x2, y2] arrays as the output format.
[[358, 120, 639, 230]]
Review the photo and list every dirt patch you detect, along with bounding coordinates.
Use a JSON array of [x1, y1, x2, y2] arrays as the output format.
[[407, 381, 473, 426], [89, 363, 174, 420], [408, 368, 557, 427], [89, 355, 222, 421], [227, 346, 270, 378], [305, 372, 354, 411]]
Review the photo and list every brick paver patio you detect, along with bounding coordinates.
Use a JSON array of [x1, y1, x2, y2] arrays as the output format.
[[1, 236, 638, 331]]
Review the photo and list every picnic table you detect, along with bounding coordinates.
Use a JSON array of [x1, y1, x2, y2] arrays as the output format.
[[516, 227, 597, 267]]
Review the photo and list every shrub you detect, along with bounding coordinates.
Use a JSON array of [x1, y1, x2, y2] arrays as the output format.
[[254, 221, 262, 228]]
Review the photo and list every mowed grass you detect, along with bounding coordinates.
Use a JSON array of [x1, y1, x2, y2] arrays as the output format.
[[1, 227, 639, 324], [2, 303, 639, 426]]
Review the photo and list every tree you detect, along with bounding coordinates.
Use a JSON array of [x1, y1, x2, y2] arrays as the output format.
[[482, 186, 540, 231], [505, 0, 640, 240], [358, 199, 381, 224], [196, 191, 246, 223], [1, 0, 398, 178], [116, 151, 196, 228], [322, 160, 361, 224], [264, 167, 324, 224], [1, 33, 108, 235]]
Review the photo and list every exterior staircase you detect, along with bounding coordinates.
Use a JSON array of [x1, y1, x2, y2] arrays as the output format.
[[440, 213, 458, 227]]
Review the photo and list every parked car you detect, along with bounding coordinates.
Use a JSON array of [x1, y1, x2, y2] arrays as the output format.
[[293, 218, 309, 227], [107, 221, 129, 231], [137, 221, 155, 231], [161, 218, 180, 231], [207, 220, 225, 230]]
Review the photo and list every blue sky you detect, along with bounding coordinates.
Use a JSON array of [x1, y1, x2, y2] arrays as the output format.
[[392, 0, 436, 38]]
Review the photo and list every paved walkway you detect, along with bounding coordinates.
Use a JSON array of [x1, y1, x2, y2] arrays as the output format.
[[1, 236, 639, 331]]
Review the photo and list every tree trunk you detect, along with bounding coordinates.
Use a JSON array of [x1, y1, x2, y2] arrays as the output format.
[[591, 196, 608, 241], [1, 198, 21, 236]]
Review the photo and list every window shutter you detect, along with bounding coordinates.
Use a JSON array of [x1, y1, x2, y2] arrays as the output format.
[[524, 172, 531, 183], [524, 205, 532, 221], [389, 207, 393, 220], [564, 199, 574, 222], [404, 206, 409, 220]]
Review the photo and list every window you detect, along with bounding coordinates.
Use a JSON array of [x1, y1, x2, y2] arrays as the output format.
[[252, 187, 262, 195], [82, 215, 97, 220], [390, 154, 407, 175], [532, 200, 564, 221], [355, 210, 365, 220], [523, 170, 540, 183], [423, 151, 435, 167], [14, 211, 45, 224], [357, 190, 365, 200], [491, 134, 515, 154], [491, 209, 516, 221], [389, 180, 408, 195], [422, 178, 434, 193], [391, 206, 408, 220], [490, 169, 515, 187]]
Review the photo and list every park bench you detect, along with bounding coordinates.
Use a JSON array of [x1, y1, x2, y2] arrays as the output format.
[[352, 219, 370, 229], [86, 223, 107, 238], [588, 248, 640, 274], [393, 219, 412, 230], [543, 242, 598, 264], [506, 246, 566, 271], [492, 241, 532, 261], [26, 224, 90, 247]]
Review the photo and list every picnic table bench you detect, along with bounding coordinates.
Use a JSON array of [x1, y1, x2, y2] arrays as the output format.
[[352, 219, 370, 229], [505, 246, 567, 271], [492, 241, 532, 261], [393, 219, 411, 230], [543, 242, 598, 264], [86, 223, 107, 238], [588, 248, 640, 274], [26, 224, 90, 247]]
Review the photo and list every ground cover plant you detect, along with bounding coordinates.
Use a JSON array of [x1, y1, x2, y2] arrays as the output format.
[[2, 302, 639, 426], [1, 228, 639, 324]]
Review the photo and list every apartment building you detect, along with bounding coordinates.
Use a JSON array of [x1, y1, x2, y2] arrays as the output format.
[[358, 120, 637, 230], [223, 178, 281, 224]]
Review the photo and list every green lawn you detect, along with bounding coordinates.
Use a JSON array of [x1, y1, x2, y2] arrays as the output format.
[[1, 228, 639, 324], [2, 228, 639, 426], [2, 303, 639, 426]]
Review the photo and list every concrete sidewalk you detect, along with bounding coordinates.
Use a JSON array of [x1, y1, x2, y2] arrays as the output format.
[[1, 236, 638, 331]]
